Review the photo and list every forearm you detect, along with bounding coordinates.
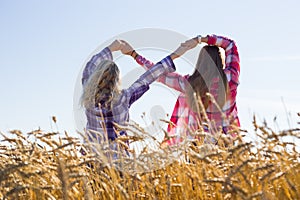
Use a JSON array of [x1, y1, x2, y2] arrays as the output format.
[[132, 35, 196, 67], [130, 50, 139, 60], [133, 50, 185, 92], [139, 56, 176, 85], [82, 47, 113, 85], [170, 53, 179, 60], [133, 51, 155, 70], [127, 56, 176, 104], [204, 34, 235, 52], [204, 34, 240, 79], [200, 35, 208, 43]]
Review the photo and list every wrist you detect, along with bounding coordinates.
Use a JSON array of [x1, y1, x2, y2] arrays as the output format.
[[170, 53, 179, 60], [201, 36, 208, 43], [108, 45, 117, 52], [131, 50, 138, 59], [197, 35, 202, 44], [107, 45, 114, 52]]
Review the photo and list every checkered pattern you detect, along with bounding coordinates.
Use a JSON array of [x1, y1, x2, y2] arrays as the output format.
[[82, 47, 176, 142], [136, 34, 240, 145]]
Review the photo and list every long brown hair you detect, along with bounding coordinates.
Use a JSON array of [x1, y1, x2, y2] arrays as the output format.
[[186, 45, 228, 112]]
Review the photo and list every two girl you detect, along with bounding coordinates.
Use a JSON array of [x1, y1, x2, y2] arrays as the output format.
[[81, 34, 240, 152]]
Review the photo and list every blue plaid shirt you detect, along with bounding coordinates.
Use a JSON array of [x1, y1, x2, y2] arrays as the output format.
[[82, 47, 175, 142]]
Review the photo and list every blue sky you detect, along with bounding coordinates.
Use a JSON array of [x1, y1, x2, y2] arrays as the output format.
[[0, 1, 299, 142]]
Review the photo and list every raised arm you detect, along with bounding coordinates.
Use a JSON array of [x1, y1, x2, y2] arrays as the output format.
[[136, 55, 188, 93], [82, 40, 123, 85], [121, 40, 190, 93], [200, 35, 240, 85], [124, 41, 191, 105]]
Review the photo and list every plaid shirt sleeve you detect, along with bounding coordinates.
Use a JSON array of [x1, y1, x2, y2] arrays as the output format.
[[206, 34, 240, 132], [207, 35, 240, 87], [135, 55, 187, 93], [82, 47, 113, 85], [125, 56, 176, 106]]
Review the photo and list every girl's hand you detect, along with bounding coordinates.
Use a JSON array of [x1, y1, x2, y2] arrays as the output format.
[[170, 39, 197, 60], [181, 37, 198, 50], [120, 40, 134, 56], [108, 40, 123, 52]]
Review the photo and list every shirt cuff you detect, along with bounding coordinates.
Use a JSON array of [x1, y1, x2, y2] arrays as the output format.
[[207, 34, 216, 45], [159, 56, 176, 73], [103, 47, 113, 60]]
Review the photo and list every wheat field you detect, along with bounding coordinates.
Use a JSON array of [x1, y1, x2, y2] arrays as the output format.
[[0, 114, 300, 200]]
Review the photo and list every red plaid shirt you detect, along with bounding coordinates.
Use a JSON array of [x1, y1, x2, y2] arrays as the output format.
[[136, 35, 240, 145]]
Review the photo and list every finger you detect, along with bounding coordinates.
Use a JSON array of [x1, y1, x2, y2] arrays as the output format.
[[183, 39, 194, 45], [181, 42, 190, 47], [120, 41, 127, 47], [120, 40, 128, 45]]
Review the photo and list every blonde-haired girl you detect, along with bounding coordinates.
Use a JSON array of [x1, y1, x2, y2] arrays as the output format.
[[81, 39, 192, 148]]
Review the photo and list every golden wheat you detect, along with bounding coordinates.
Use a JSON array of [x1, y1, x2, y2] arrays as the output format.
[[0, 115, 299, 200]]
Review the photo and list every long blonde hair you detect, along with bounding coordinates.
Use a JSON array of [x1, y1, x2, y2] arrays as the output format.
[[81, 60, 120, 109]]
